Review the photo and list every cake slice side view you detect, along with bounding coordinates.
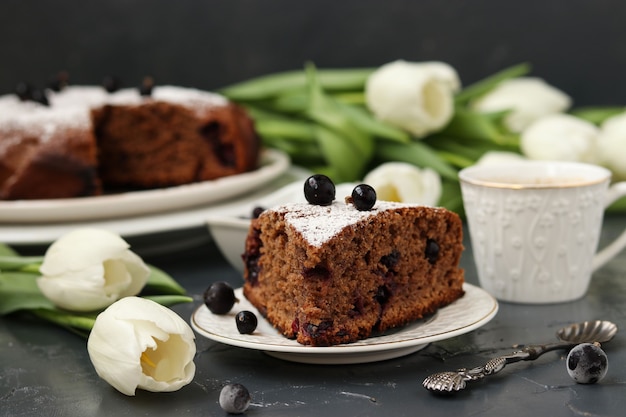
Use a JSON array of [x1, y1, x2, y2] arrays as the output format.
[[243, 192, 465, 347]]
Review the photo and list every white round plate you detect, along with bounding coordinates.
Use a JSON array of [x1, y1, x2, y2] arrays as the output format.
[[191, 284, 498, 365], [0, 149, 289, 223], [0, 165, 311, 247]]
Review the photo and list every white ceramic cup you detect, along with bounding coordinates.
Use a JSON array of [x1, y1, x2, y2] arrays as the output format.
[[459, 161, 626, 303]]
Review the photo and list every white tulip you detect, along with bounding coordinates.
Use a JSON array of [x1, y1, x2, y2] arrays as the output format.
[[598, 112, 626, 180], [476, 151, 527, 166], [472, 77, 572, 133], [520, 113, 599, 163], [87, 297, 196, 396], [363, 162, 441, 206], [365, 60, 459, 138], [37, 228, 150, 312]]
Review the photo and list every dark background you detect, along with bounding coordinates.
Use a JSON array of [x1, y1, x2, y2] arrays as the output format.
[[1, 0, 625, 107]]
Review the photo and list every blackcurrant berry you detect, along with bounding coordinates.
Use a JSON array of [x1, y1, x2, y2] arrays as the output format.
[[251, 206, 265, 219], [304, 174, 335, 206], [351, 184, 377, 211], [203, 281, 236, 314], [235, 310, 258, 334], [31, 89, 49, 106], [15, 82, 33, 101], [219, 383, 251, 414], [102, 75, 121, 93], [425, 239, 440, 264], [567, 342, 608, 384], [48, 71, 69, 92], [139, 76, 154, 96]]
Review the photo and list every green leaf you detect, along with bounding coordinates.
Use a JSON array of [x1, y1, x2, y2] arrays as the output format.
[[0, 271, 54, 315], [254, 118, 317, 143], [142, 295, 194, 307], [315, 126, 365, 182], [305, 63, 374, 162], [0, 255, 43, 272], [31, 308, 97, 332], [425, 136, 487, 161], [220, 67, 374, 101], [376, 141, 459, 181], [143, 266, 187, 296], [455, 62, 532, 105], [608, 195, 626, 212], [337, 102, 411, 144], [333, 91, 366, 105], [440, 107, 511, 145], [570, 106, 626, 125], [0, 243, 19, 257], [270, 89, 309, 113], [439, 180, 464, 214], [436, 150, 476, 169]]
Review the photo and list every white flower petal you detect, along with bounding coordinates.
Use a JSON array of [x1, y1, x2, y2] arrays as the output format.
[[116, 251, 151, 298], [476, 151, 527, 166], [87, 311, 144, 396], [87, 297, 196, 396], [366, 60, 457, 138], [37, 276, 118, 311], [520, 114, 599, 162], [37, 228, 150, 312], [411, 61, 461, 92], [39, 228, 130, 276], [364, 162, 442, 206], [473, 77, 572, 133]]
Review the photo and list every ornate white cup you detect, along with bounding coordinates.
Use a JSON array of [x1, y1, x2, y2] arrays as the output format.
[[459, 161, 626, 303]]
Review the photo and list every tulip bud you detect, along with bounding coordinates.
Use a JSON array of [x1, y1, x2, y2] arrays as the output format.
[[476, 151, 527, 166], [37, 228, 150, 312], [365, 60, 459, 138], [472, 77, 572, 133], [363, 162, 442, 206], [520, 114, 599, 163], [87, 297, 196, 396]]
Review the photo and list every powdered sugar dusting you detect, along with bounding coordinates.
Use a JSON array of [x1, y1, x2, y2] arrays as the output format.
[[0, 95, 44, 118], [0, 101, 91, 141], [271, 200, 419, 247], [49, 86, 110, 109], [102, 85, 228, 108], [0, 85, 229, 133], [153, 86, 228, 108]]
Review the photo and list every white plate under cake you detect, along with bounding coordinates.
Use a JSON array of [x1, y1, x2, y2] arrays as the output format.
[[191, 285, 498, 364]]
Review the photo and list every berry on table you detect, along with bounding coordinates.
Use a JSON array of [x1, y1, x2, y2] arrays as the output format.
[[351, 184, 377, 211], [235, 311, 258, 334], [304, 174, 335, 206], [219, 383, 251, 414], [203, 281, 237, 314], [566, 342, 608, 384]]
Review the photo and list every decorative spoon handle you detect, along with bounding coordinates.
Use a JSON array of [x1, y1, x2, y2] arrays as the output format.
[[423, 341, 575, 392]]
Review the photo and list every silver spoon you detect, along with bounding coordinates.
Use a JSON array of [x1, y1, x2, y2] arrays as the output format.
[[422, 320, 618, 393]]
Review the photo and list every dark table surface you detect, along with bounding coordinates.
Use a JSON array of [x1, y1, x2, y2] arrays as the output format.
[[2, 215, 626, 417]]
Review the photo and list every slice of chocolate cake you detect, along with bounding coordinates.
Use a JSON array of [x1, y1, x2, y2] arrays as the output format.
[[242, 186, 465, 347]]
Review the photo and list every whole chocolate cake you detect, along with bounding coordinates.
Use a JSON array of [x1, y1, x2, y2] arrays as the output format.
[[0, 85, 260, 200]]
